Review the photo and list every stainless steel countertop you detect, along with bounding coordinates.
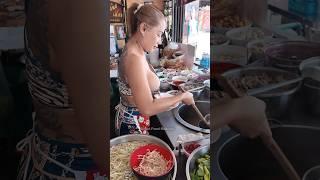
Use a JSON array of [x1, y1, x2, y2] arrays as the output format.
[[157, 105, 208, 180], [157, 109, 203, 148]]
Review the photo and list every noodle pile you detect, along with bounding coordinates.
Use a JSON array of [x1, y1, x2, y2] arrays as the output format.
[[134, 149, 171, 176], [110, 141, 147, 180]]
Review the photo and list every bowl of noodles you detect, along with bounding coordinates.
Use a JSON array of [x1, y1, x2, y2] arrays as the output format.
[[110, 134, 177, 180], [130, 144, 174, 179]]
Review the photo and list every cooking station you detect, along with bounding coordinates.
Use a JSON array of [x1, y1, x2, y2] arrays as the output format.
[[210, 0, 320, 180], [212, 87, 320, 180], [155, 66, 211, 179]]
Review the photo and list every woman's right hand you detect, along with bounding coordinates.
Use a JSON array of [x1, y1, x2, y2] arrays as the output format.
[[181, 92, 195, 105], [228, 96, 272, 140]]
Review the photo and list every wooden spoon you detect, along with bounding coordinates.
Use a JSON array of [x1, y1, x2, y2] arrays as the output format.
[[216, 75, 301, 180], [178, 86, 210, 128]]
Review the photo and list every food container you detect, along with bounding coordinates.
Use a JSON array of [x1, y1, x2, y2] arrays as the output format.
[[212, 15, 252, 34], [222, 67, 302, 118], [186, 145, 210, 180], [172, 76, 188, 86], [226, 27, 273, 46], [265, 41, 320, 73], [211, 33, 230, 46], [182, 138, 210, 157], [130, 144, 174, 180], [216, 125, 320, 180], [247, 37, 286, 63], [110, 134, 177, 180], [179, 82, 205, 92], [211, 45, 248, 66]]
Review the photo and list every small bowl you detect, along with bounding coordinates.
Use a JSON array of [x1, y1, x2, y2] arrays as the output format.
[[130, 144, 174, 180], [180, 69, 192, 76], [182, 139, 209, 157], [172, 76, 188, 86]]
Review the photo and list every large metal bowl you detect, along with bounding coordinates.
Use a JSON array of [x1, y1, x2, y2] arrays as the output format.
[[110, 134, 177, 180], [216, 125, 320, 180], [186, 144, 210, 180], [301, 79, 320, 116], [303, 165, 320, 180], [221, 67, 302, 118], [299, 57, 320, 115], [265, 41, 320, 72]]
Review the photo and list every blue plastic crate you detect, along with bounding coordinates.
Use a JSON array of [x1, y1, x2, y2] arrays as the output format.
[[289, 0, 318, 16]]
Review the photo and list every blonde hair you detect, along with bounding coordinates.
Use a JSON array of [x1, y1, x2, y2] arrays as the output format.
[[128, 3, 165, 35]]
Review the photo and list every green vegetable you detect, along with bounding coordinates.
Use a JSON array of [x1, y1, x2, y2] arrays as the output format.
[[190, 153, 211, 180]]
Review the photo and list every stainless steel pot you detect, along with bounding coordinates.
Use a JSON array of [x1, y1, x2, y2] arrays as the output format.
[[303, 165, 320, 180], [186, 145, 210, 180], [110, 134, 177, 180], [221, 67, 302, 118], [216, 125, 320, 180], [264, 41, 320, 73], [299, 57, 320, 116], [301, 79, 320, 116]]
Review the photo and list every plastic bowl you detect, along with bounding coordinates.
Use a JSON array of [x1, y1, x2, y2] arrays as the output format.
[[130, 144, 174, 180], [172, 76, 188, 86], [182, 139, 209, 157]]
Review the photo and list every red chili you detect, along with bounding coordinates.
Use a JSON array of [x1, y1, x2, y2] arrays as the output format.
[[185, 143, 201, 154]]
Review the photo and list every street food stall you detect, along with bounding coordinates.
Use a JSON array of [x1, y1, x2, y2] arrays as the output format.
[[212, 0, 320, 180], [109, 0, 210, 179]]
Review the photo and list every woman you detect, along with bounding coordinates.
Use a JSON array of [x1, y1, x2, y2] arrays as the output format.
[[17, 0, 109, 179], [115, 3, 195, 136]]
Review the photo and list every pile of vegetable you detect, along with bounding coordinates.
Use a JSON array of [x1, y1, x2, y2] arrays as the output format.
[[190, 154, 210, 180]]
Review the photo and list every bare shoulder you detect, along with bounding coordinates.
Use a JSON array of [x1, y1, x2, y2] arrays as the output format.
[[122, 50, 145, 69]]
